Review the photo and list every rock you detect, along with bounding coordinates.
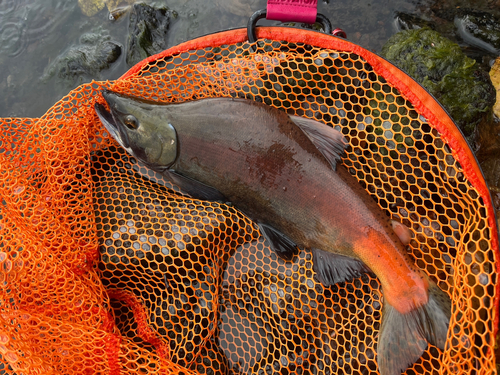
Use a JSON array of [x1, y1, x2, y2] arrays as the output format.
[[41, 30, 121, 85], [393, 12, 435, 32], [126, 3, 173, 67], [490, 57, 500, 118], [78, 0, 135, 18], [454, 9, 500, 56], [476, 57, 500, 216], [108, 5, 131, 22], [78, 0, 105, 17], [381, 28, 496, 144]]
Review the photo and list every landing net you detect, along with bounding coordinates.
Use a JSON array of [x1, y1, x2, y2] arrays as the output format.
[[0, 27, 497, 374]]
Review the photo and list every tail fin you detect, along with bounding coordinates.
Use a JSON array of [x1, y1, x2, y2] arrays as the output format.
[[377, 281, 451, 375]]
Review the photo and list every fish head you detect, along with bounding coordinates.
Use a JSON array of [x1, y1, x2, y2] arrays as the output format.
[[94, 89, 177, 172]]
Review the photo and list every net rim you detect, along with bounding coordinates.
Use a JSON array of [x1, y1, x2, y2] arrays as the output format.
[[119, 25, 500, 340]]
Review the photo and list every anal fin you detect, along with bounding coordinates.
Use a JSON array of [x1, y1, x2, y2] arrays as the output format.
[[311, 248, 372, 286], [259, 223, 298, 261]]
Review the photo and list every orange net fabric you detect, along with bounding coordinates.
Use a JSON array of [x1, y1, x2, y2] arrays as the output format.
[[0, 27, 498, 374]]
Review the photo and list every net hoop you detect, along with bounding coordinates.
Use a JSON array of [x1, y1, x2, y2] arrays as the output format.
[[122, 24, 500, 358]]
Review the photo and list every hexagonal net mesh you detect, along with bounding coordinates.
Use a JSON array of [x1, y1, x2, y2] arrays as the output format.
[[0, 27, 497, 374]]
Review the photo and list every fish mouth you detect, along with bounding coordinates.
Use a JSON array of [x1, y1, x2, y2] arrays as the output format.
[[94, 90, 130, 149]]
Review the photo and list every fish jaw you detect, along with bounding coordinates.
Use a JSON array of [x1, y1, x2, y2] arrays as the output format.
[[94, 101, 133, 154], [94, 90, 178, 170]]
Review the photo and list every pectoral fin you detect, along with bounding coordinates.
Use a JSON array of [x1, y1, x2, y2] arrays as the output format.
[[311, 248, 372, 286], [163, 170, 227, 202], [259, 223, 298, 261], [290, 116, 347, 170]]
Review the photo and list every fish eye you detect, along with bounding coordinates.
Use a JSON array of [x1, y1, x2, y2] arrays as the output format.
[[123, 115, 138, 130]]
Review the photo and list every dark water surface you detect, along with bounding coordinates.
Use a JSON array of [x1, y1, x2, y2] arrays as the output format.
[[1, 0, 497, 118], [0, 0, 495, 117]]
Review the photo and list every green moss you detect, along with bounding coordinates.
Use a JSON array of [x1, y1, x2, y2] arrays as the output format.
[[381, 28, 495, 140]]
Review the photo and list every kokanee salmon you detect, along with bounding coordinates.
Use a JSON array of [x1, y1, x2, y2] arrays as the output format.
[[95, 90, 451, 375]]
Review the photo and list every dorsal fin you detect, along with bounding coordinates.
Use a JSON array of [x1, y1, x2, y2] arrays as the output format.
[[290, 116, 348, 170]]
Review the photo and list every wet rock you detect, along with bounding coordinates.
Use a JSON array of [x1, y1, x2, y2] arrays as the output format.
[[454, 9, 500, 56], [41, 30, 121, 85], [381, 28, 496, 145], [393, 12, 435, 32], [490, 57, 500, 119], [126, 3, 174, 67], [408, 5, 499, 63], [478, 146, 500, 188], [78, 0, 105, 17]]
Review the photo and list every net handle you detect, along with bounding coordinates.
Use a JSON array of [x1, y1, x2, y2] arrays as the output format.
[[266, 0, 318, 23]]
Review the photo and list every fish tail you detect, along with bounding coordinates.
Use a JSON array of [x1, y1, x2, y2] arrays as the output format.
[[377, 280, 451, 375]]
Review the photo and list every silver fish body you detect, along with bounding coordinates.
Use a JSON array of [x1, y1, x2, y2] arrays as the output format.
[[95, 90, 450, 375]]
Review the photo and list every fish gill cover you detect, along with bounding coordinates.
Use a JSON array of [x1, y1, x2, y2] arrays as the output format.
[[0, 27, 497, 374]]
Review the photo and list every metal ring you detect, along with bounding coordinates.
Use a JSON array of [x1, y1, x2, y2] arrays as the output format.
[[247, 9, 333, 44]]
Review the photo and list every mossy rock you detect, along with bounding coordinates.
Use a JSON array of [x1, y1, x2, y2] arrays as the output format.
[[381, 28, 495, 143]]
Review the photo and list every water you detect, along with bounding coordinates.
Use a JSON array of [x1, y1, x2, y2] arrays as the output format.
[[0, 0, 428, 117], [1, 0, 498, 118]]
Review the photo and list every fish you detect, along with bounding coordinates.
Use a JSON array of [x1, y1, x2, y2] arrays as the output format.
[[95, 89, 451, 375]]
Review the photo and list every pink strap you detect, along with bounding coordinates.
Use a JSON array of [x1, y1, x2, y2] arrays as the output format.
[[267, 0, 318, 24]]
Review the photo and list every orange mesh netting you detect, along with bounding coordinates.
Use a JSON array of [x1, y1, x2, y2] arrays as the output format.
[[0, 27, 498, 374]]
